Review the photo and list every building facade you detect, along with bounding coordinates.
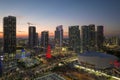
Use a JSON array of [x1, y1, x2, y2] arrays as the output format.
[[89, 24, 96, 47], [41, 31, 49, 51], [55, 25, 63, 47], [35, 32, 39, 46], [97, 26, 104, 50], [81, 24, 96, 52], [81, 25, 89, 52], [3, 16, 16, 53], [69, 26, 80, 53], [28, 26, 36, 48]]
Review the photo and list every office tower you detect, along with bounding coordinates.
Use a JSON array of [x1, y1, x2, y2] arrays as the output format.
[[81, 24, 95, 52], [41, 31, 49, 51], [97, 26, 104, 50], [35, 33, 39, 46], [29, 26, 36, 48], [55, 25, 63, 47], [88, 24, 96, 50], [81, 25, 89, 52], [69, 26, 80, 53], [3, 16, 16, 53]]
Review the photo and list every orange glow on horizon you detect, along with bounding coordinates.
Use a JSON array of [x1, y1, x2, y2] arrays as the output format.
[[0, 34, 2, 38], [0, 30, 118, 38], [0, 32, 68, 38]]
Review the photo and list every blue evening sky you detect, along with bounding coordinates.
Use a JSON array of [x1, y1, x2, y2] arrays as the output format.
[[0, 0, 120, 37]]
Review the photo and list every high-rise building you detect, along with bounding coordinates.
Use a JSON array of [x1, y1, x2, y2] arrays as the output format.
[[35, 33, 39, 46], [41, 31, 49, 51], [97, 26, 104, 49], [88, 24, 96, 49], [81, 24, 96, 52], [69, 26, 80, 53], [28, 26, 36, 48], [81, 25, 89, 52], [3, 16, 16, 53], [55, 25, 63, 47]]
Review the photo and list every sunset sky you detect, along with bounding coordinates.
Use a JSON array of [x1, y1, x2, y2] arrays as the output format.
[[0, 0, 120, 38]]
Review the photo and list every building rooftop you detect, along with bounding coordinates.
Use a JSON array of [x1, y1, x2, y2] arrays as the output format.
[[34, 73, 65, 80], [79, 51, 118, 58]]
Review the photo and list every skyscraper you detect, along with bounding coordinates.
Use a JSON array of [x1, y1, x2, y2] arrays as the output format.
[[41, 31, 49, 52], [29, 26, 36, 48], [97, 25, 104, 50], [35, 32, 39, 46], [81, 24, 96, 52], [3, 16, 16, 53], [88, 24, 96, 50], [55, 25, 63, 47], [69, 26, 80, 53], [81, 25, 89, 52]]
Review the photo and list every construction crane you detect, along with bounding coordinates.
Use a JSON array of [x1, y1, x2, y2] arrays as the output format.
[[27, 22, 33, 26]]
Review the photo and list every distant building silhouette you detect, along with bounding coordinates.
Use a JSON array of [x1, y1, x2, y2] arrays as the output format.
[[28, 26, 36, 48], [97, 26, 104, 50], [105, 36, 119, 46], [55, 25, 63, 47], [3, 16, 16, 53], [41, 31, 49, 52], [69, 26, 80, 53]]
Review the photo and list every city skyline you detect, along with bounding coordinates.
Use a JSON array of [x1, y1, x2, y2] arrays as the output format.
[[0, 0, 120, 38]]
